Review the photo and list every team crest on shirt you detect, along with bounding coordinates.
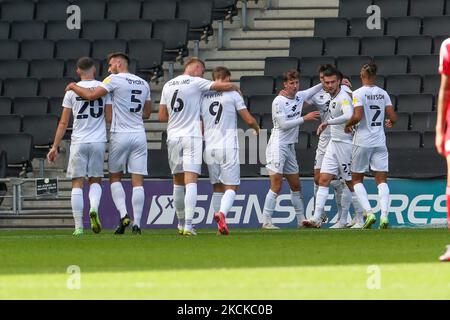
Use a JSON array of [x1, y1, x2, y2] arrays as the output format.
[[331, 102, 336, 109]]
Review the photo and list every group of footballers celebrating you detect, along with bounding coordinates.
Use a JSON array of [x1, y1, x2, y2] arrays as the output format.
[[46, 48, 450, 258]]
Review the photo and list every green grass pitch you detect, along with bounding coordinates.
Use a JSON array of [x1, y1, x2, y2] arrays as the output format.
[[0, 228, 449, 299]]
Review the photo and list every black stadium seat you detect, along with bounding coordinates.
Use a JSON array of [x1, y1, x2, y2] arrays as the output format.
[[13, 97, 48, 116], [127, 39, 164, 77], [373, 55, 408, 75], [397, 36, 433, 55], [10, 21, 45, 41], [0, 133, 33, 169], [447, 0, 450, 14], [386, 131, 421, 149], [336, 56, 372, 76], [0, 98, 12, 115], [386, 17, 422, 37], [422, 17, 450, 36], [92, 39, 127, 60], [46, 21, 81, 40], [410, 112, 437, 132], [107, 1, 142, 21], [72, 0, 107, 21], [0, 2, 35, 22], [81, 21, 117, 40], [422, 75, 440, 94], [324, 37, 360, 57], [35, 1, 68, 21], [142, 0, 177, 20], [314, 18, 348, 37], [0, 40, 19, 59], [22, 115, 59, 158], [385, 112, 409, 131], [240, 76, 274, 96], [4, 78, 39, 98], [29, 59, 65, 79], [0, 22, 9, 40], [0, 115, 21, 133], [20, 40, 55, 60], [373, 0, 409, 18], [0, 60, 28, 79], [152, 19, 189, 63], [264, 57, 299, 77], [147, 148, 171, 178], [56, 40, 91, 60], [410, 0, 445, 17], [39, 78, 74, 98], [434, 36, 448, 54], [396, 94, 434, 113], [297, 132, 309, 150], [260, 114, 272, 131], [349, 18, 386, 37], [422, 131, 436, 148], [117, 20, 153, 40], [178, 0, 214, 42], [410, 55, 439, 75], [212, 0, 238, 21], [385, 75, 422, 95], [248, 95, 275, 115], [360, 36, 396, 56], [289, 37, 323, 58], [339, 0, 373, 18], [299, 57, 336, 77]]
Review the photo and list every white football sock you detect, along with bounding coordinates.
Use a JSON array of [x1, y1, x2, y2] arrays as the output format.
[[88, 183, 102, 212], [353, 183, 372, 213], [378, 183, 390, 219], [110, 182, 127, 219], [184, 183, 197, 230], [132, 186, 145, 227], [173, 185, 185, 226], [313, 186, 329, 221], [219, 190, 235, 216], [340, 187, 352, 224], [330, 179, 343, 220], [291, 190, 306, 224], [351, 192, 364, 218], [71, 188, 84, 230], [212, 192, 224, 213], [263, 189, 278, 224]]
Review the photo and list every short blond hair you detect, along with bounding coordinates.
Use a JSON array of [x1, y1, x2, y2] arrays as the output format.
[[184, 57, 205, 71]]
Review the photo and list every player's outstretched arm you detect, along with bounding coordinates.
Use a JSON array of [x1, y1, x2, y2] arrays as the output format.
[[436, 74, 450, 156], [105, 104, 112, 124], [65, 83, 108, 101], [297, 83, 323, 100], [142, 101, 152, 120], [47, 108, 71, 164], [344, 106, 363, 132], [384, 106, 397, 128], [158, 104, 169, 122], [210, 81, 241, 94], [238, 109, 260, 135]]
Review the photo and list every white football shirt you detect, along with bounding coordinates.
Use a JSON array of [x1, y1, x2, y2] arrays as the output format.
[[63, 80, 110, 144], [352, 85, 392, 147], [160, 75, 213, 140], [270, 84, 322, 145], [100, 73, 151, 133], [328, 89, 354, 144], [201, 90, 247, 150]]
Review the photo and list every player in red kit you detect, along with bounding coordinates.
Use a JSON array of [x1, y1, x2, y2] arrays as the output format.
[[436, 37, 450, 262]]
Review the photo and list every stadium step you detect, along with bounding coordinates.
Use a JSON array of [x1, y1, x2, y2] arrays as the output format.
[[228, 38, 290, 49], [274, 0, 339, 7], [205, 58, 265, 70], [253, 17, 314, 29], [0, 214, 73, 228], [200, 48, 289, 59], [259, 7, 338, 18]]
